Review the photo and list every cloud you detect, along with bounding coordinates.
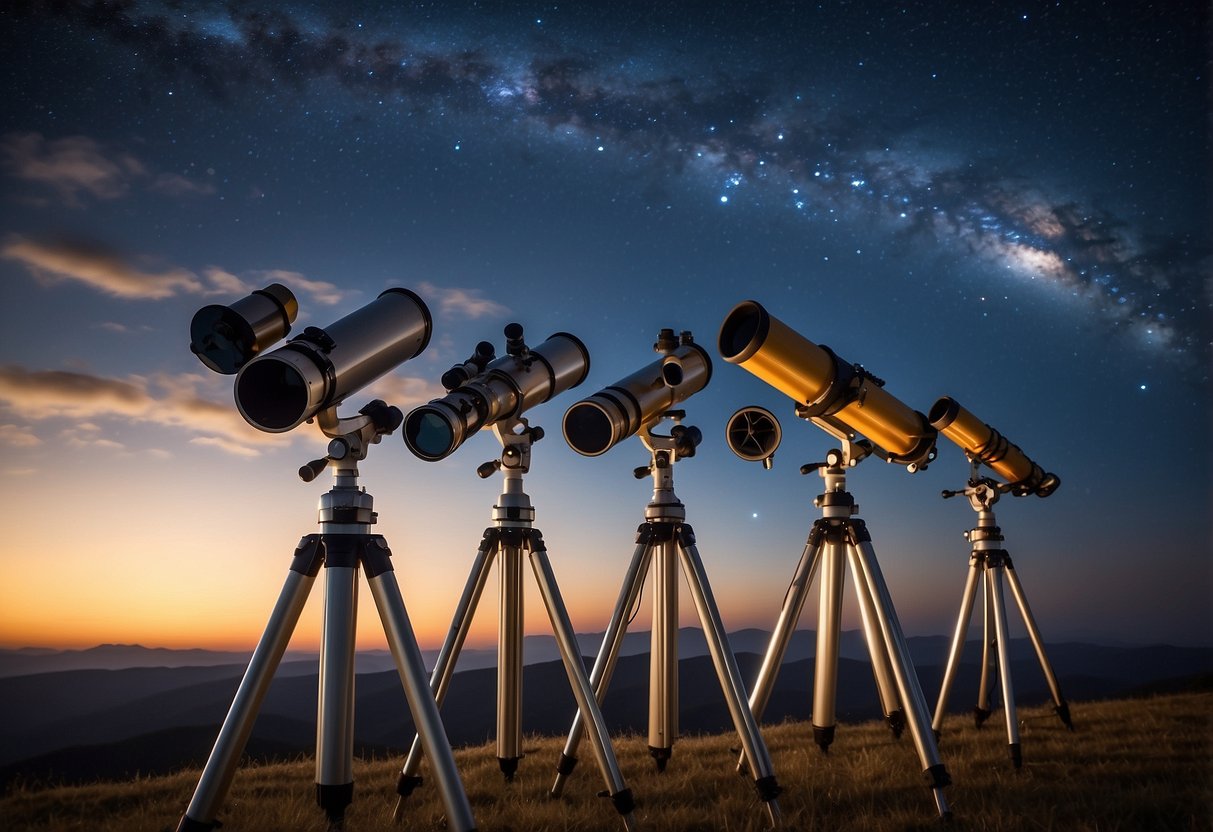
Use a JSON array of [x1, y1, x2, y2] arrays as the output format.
[[417, 281, 510, 319], [363, 374, 447, 411], [256, 269, 346, 306], [0, 424, 42, 447], [0, 365, 287, 457], [2, 237, 203, 299], [4, 236, 351, 306], [1, 131, 213, 206]]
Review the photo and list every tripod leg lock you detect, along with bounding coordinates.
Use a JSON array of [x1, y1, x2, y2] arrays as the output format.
[[555, 752, 578, 776], [753, 774, 783, 802], [923, 763, 952, 789], [395, 773, 423, 798]]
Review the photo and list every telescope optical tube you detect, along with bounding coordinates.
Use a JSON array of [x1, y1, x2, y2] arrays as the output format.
[[563, 337, 712, 456], [403, 331, 590, 461], [234, 288, 432, 433], [929, 397, 1060, 497], [718, 300, 936, 467]]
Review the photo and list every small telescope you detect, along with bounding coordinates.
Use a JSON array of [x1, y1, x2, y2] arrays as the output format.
[[718, 300, 935, 470], [190, 285, 433, 433], [402, 323, 590, 461], [563, 328, 711, 456], [928, 397, 1060, 497]]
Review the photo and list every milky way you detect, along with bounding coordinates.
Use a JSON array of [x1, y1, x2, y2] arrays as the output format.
[[8, 0, 1210, 359]]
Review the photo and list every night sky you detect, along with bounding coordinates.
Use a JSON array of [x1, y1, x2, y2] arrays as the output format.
[[0, 1, 1209, 652]]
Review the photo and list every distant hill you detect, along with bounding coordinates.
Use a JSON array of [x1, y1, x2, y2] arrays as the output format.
[[1, 632, 1208, 790]]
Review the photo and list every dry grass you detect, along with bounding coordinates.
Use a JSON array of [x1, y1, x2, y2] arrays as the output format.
[[2, 692, 1210, 831]]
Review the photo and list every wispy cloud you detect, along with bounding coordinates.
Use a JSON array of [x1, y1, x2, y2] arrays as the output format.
[[363, 374, 446, 411], [1, 131, 213, 206], [0, 365, 288, 457], [417, 281, 510, 319], [4, 236, 350, 306], [0, 423, 42, 447], [2, 236, 203, 299]]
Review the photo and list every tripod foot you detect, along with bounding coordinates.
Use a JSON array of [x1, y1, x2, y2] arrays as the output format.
[[812, 724, 835, 753], [973, 706, 992, 729], [499, 756, 521, 781], [1009, 743, 1022, 769], [596, 787, 637, 825], [175, 815, 216, 832], [649, 746, 672, 772], [886, 708, 906, 739], [316, 783, 353, 830], [551, 752, 577, 797], [1056, 700, 1074, 730]]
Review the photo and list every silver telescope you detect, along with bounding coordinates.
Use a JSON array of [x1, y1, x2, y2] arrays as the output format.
[[189, 283, 299, 374], [563, 329, 711, 456], [234, 288, 432, 433], [403, 323, 590, 461]]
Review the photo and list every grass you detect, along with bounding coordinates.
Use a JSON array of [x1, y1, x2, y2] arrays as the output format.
[[1, 692, 1209, 831]]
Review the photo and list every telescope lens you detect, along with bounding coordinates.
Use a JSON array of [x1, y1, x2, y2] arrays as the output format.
[[403, 407, 459, 461], [563, 401, 617, 456], [718, 302, 765, 362], [235, 357, 310, 432]]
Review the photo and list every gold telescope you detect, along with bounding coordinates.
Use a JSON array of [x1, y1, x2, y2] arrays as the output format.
[[928, 397, 1060, 497], [718, 300, 936, 469]]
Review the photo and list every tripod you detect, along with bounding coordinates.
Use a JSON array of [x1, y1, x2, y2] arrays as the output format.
[[741, 434, 951, 820], [392, 419, 637, 830], [176, 403, 475, 832], [549, 412, 783, 825], [932, 468, 1073, 768]]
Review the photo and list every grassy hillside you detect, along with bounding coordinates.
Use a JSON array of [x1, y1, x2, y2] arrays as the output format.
[[1, 692, 1209, 831]]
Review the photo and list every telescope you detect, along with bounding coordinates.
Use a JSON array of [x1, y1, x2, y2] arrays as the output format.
[[717, 300, 935, 469], [928, 397, 1060, 497], [189, 283, 298, 374], [191, 285, 433, 433], [563, 328, 711, 456], [402, 323, 590, 461]]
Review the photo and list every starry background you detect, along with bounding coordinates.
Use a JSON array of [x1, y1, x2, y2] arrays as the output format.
[[0, 1, 1208, 652]]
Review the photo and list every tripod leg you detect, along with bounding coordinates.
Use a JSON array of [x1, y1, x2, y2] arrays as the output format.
[[552, 538, 652, 796], [975, 573, 995, 728], [316, 560, 358, 827], [846, 524, 951, 819], [177, 536, 323, 832], [649, 537, 679, 770], [847, 544, 905, 738], [498, 543, 525, 779], [932, 553, 983, 737], [1003, 557, 1073, 730], [812, 534, 846, 752], [736, 528, 824, 774], [527, 534, 637, 830], [677, 530, 782, 825], [986, 556, 1021, 768], [363, 538, 477, 832], [394, 535, 496, 818]]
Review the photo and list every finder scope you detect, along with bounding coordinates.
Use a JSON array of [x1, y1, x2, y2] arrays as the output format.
[[233, 288, 432, 433], [189, 283, 299, 375], [403, 325, 590, 461], [718, 300, 935, 469], [563, 329, 711, 456], [929, 397, 1060, 497]]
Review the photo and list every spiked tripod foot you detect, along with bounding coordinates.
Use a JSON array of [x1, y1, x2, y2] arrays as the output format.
[[813, 724, 835, 752], [649, 746, 672, 772], [498, 757, 521, 781]]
